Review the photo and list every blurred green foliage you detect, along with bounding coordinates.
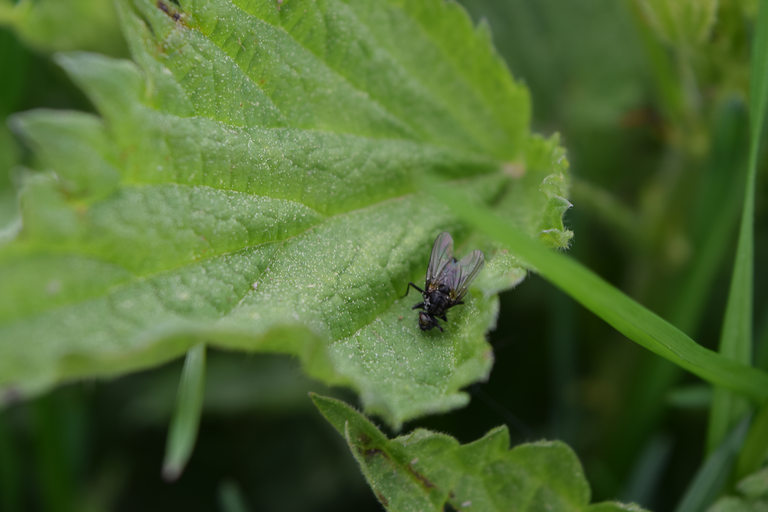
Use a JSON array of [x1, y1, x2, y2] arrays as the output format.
[[0, 0, 767, 510], [707, 467, 768, 512], [0, 0, 128, 57]]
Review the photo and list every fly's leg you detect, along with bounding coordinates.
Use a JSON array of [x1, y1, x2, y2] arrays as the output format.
[[403, 282, 425, 298], [440, 314, 448, 322], [429, 315, 443, 332], [412, 302, 425, 310]]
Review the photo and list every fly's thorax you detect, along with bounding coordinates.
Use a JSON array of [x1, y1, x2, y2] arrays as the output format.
[[427, 289, 451, 315]]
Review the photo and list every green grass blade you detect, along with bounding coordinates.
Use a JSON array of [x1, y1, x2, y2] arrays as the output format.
[[735, 400, 768, 480], [162, 343, 206, 481], [671, 98, 748, 336], [674, 416, 750, 512], [596, 98, 749, 498], [749, 0, 768, 139], [429, 182, 768, 402], [218, 480, 252, 512], [707, 0, 768, 453]]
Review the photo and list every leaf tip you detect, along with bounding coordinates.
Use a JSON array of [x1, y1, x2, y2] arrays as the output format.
[[308, 391, 329, 409], [161, 461, 182, 482]]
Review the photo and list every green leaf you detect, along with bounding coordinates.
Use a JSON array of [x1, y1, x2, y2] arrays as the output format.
[[0, 28, 25, 239], [426, 181, 768, 403], [0, 126, 20, 243], [0, 0, 571, 428], [706, 467, 768, 512], [707, 0, 768, 453], [737, 467, 768, 499], [311, 394, 646, 512], [707, 498, 761, 512], [162, 343, 206, 481], [0, 0, 128, 56]]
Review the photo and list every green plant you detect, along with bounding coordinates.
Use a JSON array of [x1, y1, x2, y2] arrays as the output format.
[[1, 0, 767, 510]]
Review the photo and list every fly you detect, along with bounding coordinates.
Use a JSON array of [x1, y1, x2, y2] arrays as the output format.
[[403, 232, 485, 332]]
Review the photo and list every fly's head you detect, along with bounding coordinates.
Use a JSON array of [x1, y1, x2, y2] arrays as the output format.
[[418, 312, 433, 330]]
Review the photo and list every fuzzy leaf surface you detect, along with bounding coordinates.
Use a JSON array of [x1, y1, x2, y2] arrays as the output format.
[[312, 394, 646, 512], [0, 0, 571, 427]]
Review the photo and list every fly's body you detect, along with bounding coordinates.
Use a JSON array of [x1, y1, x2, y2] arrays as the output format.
[[404, 232, 485, 332]]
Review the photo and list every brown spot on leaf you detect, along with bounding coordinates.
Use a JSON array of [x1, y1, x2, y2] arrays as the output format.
[[375, 492, 389, 507], [364, 448, 389, 460], [407, 464, 436, 489]]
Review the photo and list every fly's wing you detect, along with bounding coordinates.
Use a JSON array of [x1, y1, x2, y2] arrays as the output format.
[[447, 250, 485, 302], [425, 232, 454, 290]]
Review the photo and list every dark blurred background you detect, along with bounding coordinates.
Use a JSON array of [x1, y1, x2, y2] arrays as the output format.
[[1, 0, 767, 510]]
